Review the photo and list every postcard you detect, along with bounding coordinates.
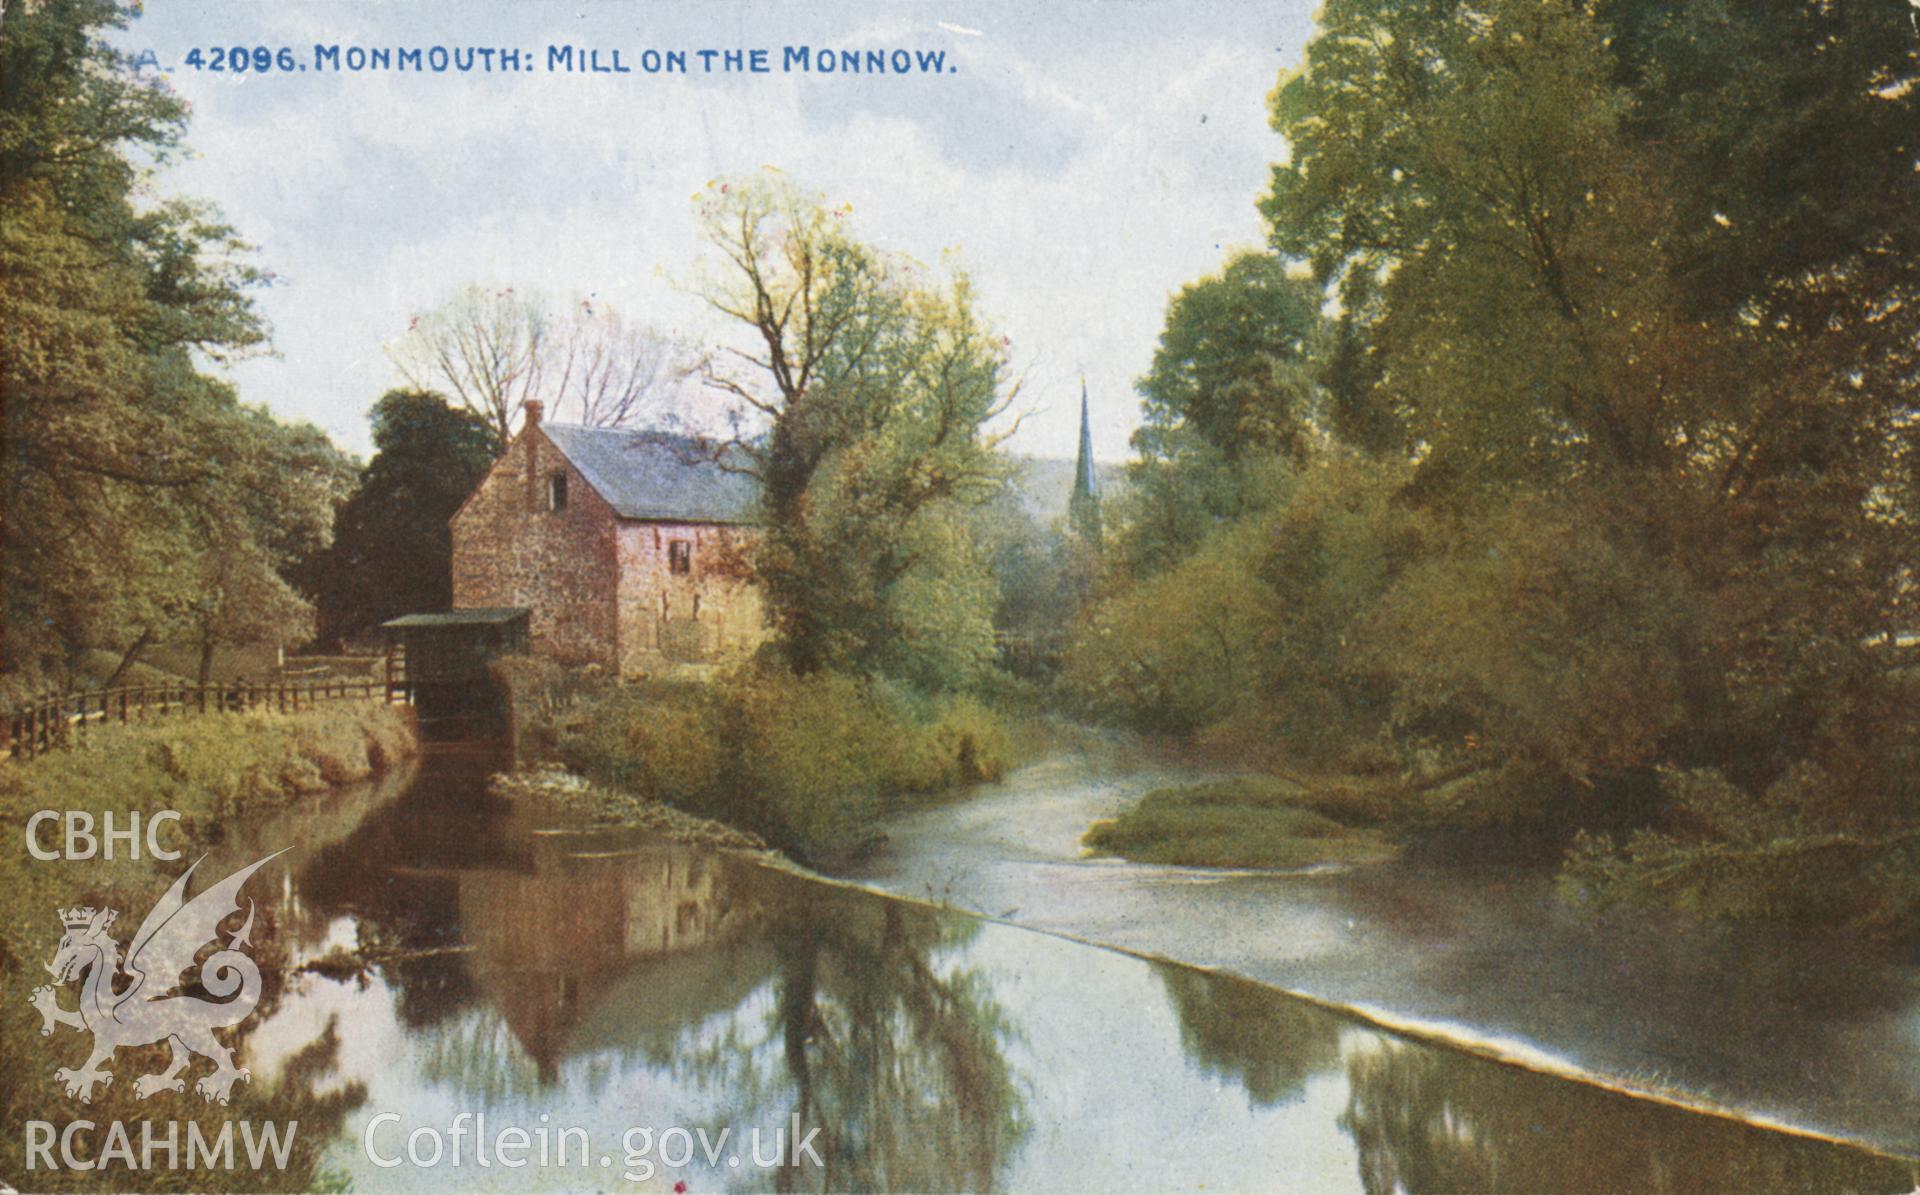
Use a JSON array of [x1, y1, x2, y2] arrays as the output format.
[[3, 1, 1917, 1191]]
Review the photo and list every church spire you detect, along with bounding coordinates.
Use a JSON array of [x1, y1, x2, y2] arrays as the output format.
[[1069, 377, 1102, 543]]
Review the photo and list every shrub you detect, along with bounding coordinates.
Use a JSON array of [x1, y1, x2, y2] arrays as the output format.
[[558, 680, 725, 805], [550, 667, 1024, 863], [1062, 453, 1416, 761], [1560, 765, 1920, 932], [1360, 494, 1693, 787]]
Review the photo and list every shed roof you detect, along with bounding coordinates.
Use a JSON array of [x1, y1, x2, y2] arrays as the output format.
[[383, 607, 530, 628], [539, 424, 760, 524]]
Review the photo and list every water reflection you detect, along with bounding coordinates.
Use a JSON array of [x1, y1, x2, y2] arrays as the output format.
[[1158, 968, 1340, 1107], [709, 872, 1027, 1192], [1336, 1036, 1910, 1194], [228, 759, 1915, 1193]]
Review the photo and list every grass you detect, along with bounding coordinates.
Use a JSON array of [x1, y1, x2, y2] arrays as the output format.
[[0, 704, 416, 829], [0, 703, 414, 1190], [1084, 776, 1400, 869]]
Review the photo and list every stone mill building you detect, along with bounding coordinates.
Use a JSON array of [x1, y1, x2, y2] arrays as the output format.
[[449, 401, 768, 678]]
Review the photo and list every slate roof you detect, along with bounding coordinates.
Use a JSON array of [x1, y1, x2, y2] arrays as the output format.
[[539, 424, 761, 525]]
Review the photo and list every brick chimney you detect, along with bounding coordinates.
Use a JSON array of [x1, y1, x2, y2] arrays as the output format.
[[523, 400, 544, 511]]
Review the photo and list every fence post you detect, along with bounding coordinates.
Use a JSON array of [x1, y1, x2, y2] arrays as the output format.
[[3, 670, 393, 761]]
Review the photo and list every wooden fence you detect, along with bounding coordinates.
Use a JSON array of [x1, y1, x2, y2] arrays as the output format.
[[4, 679, 387, 761]]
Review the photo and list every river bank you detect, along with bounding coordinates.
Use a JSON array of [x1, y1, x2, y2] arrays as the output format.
[[0, 702, 417, 1191], [498, 657, 1038, 864]]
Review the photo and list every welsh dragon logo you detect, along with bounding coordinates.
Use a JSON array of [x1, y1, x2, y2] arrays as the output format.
[[30, 850, 286, 1105]]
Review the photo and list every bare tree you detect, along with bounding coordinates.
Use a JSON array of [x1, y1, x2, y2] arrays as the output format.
[[388, 287, 682, 448], [387, 285, 551, 452], [547, 299, 683, 428]]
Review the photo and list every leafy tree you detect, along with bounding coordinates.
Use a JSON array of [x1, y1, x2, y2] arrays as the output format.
[[691, 174, 1016, 683], [1067, 453, 1415, 756], [1265, 0, 1915, 526], [1260, 0, 1915, 782], [295, 390, 495, 648], [1268, 0, 1722, 494], [1, 0, 345, 683], [1136, 251, 1322, 462], [175, 403, 354, 681], [967, 479, 1095, 677], [1121, 252, 1323, 575], [1115, 431, 1293, 580]]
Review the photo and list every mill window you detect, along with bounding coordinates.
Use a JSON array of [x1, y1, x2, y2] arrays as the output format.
[[547, 472, 568, 512], [669, 540, 692, 575]]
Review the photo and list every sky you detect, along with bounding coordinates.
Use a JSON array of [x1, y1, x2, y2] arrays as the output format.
[[115, 1, 1321, 462]]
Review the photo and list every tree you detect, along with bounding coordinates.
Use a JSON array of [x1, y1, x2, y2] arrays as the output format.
[[1136, 251, 1322, 463], [1066, 453, 1414, 754], [549, 298, 683, 429], [1, 0, 320, 681], [1265, 0, 1916, 517], [1267, 0, 1725, 494], [1116, 251, 1324, 576], [295, 390, 495, 648], [691, 174, 1017, 682], [175, 404, 354, 682], [388, 287, 681, 452], [386, 285, 551, 453], [1256, 0, 1918, 815]]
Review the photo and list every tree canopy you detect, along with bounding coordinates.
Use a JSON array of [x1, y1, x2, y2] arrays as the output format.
[[692, 174, 1017, 685], [1122, 250, 1322, 575], [296, 390, 496, 649], [2, 0, 349, 683], [389, 285, 684, 452], [1071, 0, 1920, 924]]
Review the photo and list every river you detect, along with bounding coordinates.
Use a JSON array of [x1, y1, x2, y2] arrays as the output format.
[[190, 747, 1917, 1192], [839, 732, 1920, 1161]]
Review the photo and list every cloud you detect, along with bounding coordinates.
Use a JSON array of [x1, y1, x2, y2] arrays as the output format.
[[120, 0, 1315, 461]]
